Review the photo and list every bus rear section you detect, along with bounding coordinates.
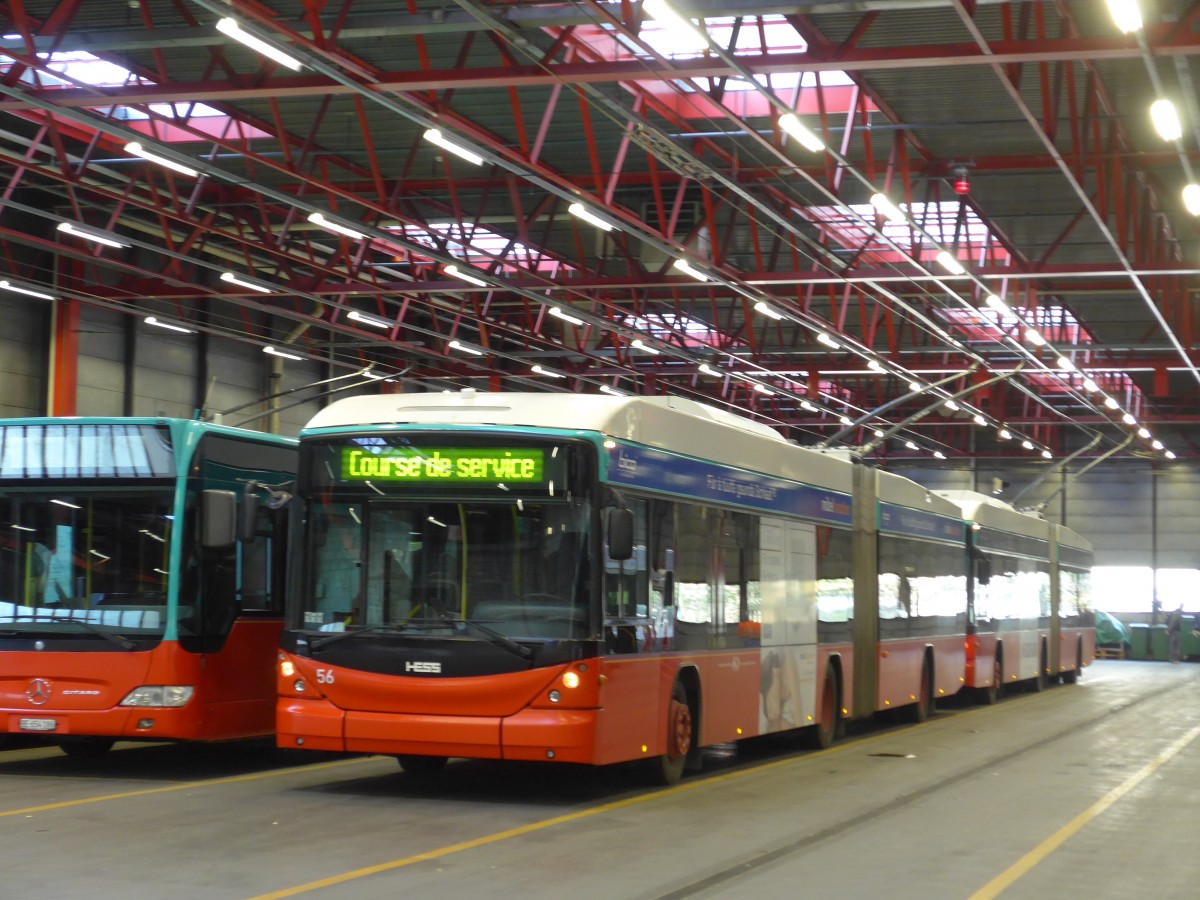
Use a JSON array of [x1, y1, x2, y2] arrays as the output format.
[[936, 491, 1094, 699], [0, 418, 295, 755]]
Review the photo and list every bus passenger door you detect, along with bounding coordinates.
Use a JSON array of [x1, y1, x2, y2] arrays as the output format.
[[183, 500, 285, 740], [758, 518, 817, 735]]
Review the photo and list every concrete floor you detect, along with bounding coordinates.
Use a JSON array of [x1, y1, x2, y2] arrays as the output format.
[[2, 660, 1198, 899]]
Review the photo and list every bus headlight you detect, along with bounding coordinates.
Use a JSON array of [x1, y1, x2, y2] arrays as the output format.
[[562, 671, 580, 689], [280, 660, 295, 677], [120, 686, 195, 708]]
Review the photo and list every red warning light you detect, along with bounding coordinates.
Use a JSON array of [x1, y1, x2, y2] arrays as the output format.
[[953, 173, 970, 195]]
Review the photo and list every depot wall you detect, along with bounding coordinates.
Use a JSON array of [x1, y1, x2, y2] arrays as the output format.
[[0, 298, 331, 436]]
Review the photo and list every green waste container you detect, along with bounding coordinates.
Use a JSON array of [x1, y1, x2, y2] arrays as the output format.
[[1128, 623, 1150, 660], [1148, 624, 1169, 661], [1181, 617, 1200, 660]]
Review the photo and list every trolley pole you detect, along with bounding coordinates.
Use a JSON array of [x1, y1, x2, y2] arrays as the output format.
[[852, 461, 880, 719]]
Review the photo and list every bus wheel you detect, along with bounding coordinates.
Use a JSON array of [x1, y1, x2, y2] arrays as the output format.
[[808, 665, 840, 749], [653, 681, 692, 786], [982, 654, 1002, 705], [909, 659, 934, 723], [397, 755, 448, 777], [60, 738, 115, 760]]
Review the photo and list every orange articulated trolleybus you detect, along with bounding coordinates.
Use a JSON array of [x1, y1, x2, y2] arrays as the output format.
[[0, 418, 296, 757], [276, 392, 1093, 782]]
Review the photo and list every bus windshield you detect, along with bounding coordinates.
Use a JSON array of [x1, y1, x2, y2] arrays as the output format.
[[0, 489, 175, 640], [296, 436, 595, 641]]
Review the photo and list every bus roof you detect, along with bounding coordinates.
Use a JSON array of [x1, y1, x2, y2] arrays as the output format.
[[305, 391, 858, 494], [934, 489, 1049, 541]]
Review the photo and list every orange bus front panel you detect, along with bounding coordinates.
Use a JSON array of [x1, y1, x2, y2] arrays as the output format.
[[500, 708, 597, 763], [277, 697, 345, 751], [344, 710, 502, 758]]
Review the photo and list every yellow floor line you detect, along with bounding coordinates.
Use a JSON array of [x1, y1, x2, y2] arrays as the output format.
[[244, 707, 1004, 900], [0, 756, 374, 818], [969, 721, 1200, 899]]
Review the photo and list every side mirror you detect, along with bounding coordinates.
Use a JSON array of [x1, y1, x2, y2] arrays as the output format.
[[201, 490, 237, 549], [606, 507, 634, 561], [238, 491, 260, 544]]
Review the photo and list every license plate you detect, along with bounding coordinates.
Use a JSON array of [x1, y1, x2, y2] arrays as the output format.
[[18, 717, 58, 732]]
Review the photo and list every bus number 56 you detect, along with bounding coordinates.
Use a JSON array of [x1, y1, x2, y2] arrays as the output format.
[[316, 669, 336, 685]]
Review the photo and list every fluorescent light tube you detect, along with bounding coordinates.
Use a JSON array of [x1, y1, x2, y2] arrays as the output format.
[[599, 385, 624, 396], [220, 271, 273, 293], [0, 279, 55, 300], [307, 212, 365, 241], [568, 202, 614, 232], [57, 222, 127, 248], [1151, 98, 1183, 141], [263, 345, 303, 361], [869, 192, 905, 224], [216, 17, 303, 71], [124, 141, 199, 177], [423, 128, 485, 166], [1183, 184, 1200, 215], [346, 310, 392, 329], [1106, 0, 1142, 33], [641, 0, 710, 52], [816, 332, 840, 349], [631, 339, 660, 355], [531, 365, 566, 379], [444, 264, 488, 287], [984, 294, 1010, 315], [777, 113, 825, 152], [448, 339, 484, 356], [935, 250, 966, 275], [672, 258, 710, 281], [549, 306, 585, 326], [754, 301, 784, 320], [144, 316, 195, 334]]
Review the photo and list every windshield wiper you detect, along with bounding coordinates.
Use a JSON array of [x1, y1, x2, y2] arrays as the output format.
[[308, 618, 533, 661], [14, 616, 137, 651], [450, 618, 534, 660], [309, 625, 404, 651]]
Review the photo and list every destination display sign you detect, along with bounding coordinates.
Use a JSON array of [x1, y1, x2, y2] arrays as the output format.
[[340, 447, 545, 483]]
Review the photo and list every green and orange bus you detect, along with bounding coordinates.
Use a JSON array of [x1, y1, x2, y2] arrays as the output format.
[[1, 418, 295, 756]]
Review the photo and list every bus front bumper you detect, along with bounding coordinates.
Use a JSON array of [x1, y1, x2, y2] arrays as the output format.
[[277, 698, 598, 763]]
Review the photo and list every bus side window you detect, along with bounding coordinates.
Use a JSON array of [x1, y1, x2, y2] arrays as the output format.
[[239, 502, 281, 614], [673, 503, 712, 649]]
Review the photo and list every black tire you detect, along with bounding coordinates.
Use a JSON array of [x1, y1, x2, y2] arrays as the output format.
[[651, 680, 692, 785], [809, 664, 840, 749], [908, 658, 934, 723], [397, 755, 448, 776], [982, 653, 1002, 705], [60, 738, 115, 759]]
